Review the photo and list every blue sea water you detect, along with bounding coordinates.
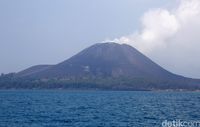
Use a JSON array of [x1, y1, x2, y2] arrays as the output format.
[[0, 90, 199, 127]]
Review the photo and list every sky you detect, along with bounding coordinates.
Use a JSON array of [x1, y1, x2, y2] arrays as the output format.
[[0, 0, 200, 78]]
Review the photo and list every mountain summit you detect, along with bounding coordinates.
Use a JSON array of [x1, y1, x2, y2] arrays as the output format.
[[2, 42, 199, 90]]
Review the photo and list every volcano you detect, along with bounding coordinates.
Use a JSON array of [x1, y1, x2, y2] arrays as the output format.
[[5, 42, 200, 90], [18, 43, 182, 79]]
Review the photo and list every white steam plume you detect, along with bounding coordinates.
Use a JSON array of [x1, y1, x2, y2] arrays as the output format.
[[111, 0, 200, 78], [113, 0, 200, 53]]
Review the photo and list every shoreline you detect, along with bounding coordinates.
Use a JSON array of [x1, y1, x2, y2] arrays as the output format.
[[0, 88, 200, 92]]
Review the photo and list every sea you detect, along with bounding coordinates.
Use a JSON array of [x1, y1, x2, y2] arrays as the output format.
[[0, 90, 199, 127]]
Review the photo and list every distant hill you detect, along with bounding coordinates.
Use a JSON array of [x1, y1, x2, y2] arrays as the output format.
[[1, 42, 200, 90]]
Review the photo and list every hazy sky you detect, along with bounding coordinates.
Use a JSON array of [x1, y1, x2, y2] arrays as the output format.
[[1, 0, 200, 78]]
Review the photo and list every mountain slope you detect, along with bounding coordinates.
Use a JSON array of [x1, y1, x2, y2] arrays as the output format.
[[17, 65, 52, 77]]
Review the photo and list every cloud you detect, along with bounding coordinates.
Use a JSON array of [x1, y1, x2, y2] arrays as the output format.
[[111, 0, 200, 78]]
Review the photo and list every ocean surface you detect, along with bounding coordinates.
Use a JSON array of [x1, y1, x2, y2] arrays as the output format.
[[0, 90, 199, 127]]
